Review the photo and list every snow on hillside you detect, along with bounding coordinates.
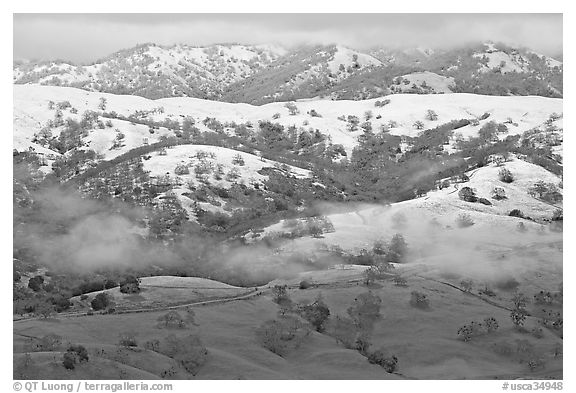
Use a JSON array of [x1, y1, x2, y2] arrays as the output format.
[[255, 45, 383, 102], [327, 45, 382, 74], [142, 144, 311, 185], [13, 43, 286, 99], [14, 85, 562, 159], [393, 71, 455, 93], [160, 91, 561, 153], [142, 144, 312, 218], [142, 43, 285, 85], [473, 50, 531, 74], [257, 157, 562, 253]]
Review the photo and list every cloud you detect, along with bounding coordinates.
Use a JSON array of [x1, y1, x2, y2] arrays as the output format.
[[13, 14, 562, 63]]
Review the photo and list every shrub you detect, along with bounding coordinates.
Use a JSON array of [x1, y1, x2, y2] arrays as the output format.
[[528, 181, 563, 204], [367, 349, 398, 373], [360, 121, 372, 132], [346, 115, 360, 131], [372, 239, 387, 255], [91, 293, 111, 311], [374, 99, 391, 107], [491, 187, 507, 200], [363, 266, 380, 286], [425, 109, 438, 121], [410, 291, 430, 309], [551, 209, 563, 221], [120, 275, 140, 294], [272, 285, 289, 304], [174, 164, 190, 175], [413, 120, 424, 130], [299, 280, 312, 290], [298, 294, 330, 332], [284, 102, 300, 115], [158, 334, 208, 375], [309, 109, 322, 117], [498, 168, 514, 183], [255, 316, 310, 356], [458, 187, 477, 202], [226, 167, 241, 181], [387, 234, 408, 263], [62, 352, 76, 370], [157, 311, 186, 329], [62, 344, 89, 370], [456, 213, 474, 228], [50, 294, 72, 312], [457, 321, 483, 342], [527, 359, 546, 372], [98, 97, 107, 111], [534, 291, 553, 305], [509, 209, 525, 219], [484, 317, 499, 333], [232, 154, 245, 166], [477, 197, 492, 205], [104, 279, 117, 289], [354, 332, 372, 356], [512, 293, 529, 309], [28, 275, 44, 292], [347, 292, 382, 331], [510, 309, 527, 329]]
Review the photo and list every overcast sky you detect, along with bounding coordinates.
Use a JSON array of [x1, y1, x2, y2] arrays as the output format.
[[14, 14, 563, 63]]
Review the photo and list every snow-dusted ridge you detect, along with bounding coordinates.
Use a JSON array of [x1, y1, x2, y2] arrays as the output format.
[[14, 84, 562, 159]]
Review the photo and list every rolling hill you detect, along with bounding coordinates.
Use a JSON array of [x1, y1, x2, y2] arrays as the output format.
[[14, 41, 562, 102]]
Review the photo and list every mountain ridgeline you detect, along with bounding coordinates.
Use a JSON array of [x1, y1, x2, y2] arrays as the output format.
[[14, 41, 562, 103]]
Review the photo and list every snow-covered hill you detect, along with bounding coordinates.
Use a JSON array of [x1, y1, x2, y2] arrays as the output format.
[[13, 43, 287, 100], [390, 71, 455, 94], [255, 157, 562, 251], [221, 44, 383, 104], [141, 144, 313, 218], [14, 85, 563, 160], [14, 42, 563, 102]]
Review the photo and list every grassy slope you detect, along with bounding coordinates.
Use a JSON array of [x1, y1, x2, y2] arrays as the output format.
[[14, 265, 562, 379]]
